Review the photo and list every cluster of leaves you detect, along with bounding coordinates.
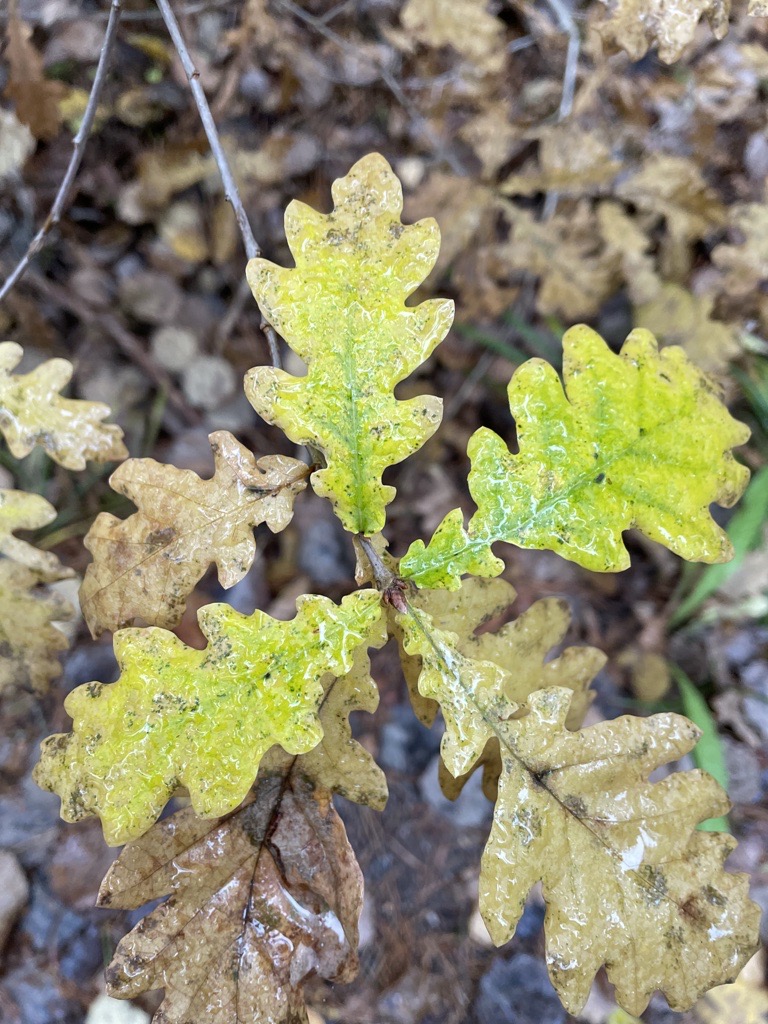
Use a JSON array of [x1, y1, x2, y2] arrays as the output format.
[[27, 155, 761, 1023], [0, 342, 126, 691]]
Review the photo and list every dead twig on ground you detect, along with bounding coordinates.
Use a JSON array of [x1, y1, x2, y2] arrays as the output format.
[[154, 0, 282, 368], [0, 0, 123, 305]]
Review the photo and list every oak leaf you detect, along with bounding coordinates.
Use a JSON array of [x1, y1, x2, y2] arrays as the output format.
[[436, 593, 605, 801], [712, 202, 768, 298], [34, 591, 381, 844], [0, 342, 127, 469], [497, 202, 615, 318], [399, 0, 505, 71], [245, 153, 454, 535], [597, 201, 660, 306], [501, 125, 621, 198], [598, 0, 731, 64], [397, 602, 760, 1016], [80, 430, 309, 635], [99, 774, 363, 1024], [401, 327, 750, 588], [3, 7, 65, 140], [636, 283, 741, 373]]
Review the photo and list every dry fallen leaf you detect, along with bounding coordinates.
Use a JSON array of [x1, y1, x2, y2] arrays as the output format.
[[100, 775, 364, 1024], [498, 202, 615, 318], [598, 0, 731, 63], [597, 200, 660, 305], [636, 282, 742, 373], [81, 430, 309, 635], [501, 125, 621, 198], [403, 172, 495, 277], [400, 0, 505, 71], [0, 106, 35, 181], [4, 4, 66, 140], [712, 202, 768, 298]]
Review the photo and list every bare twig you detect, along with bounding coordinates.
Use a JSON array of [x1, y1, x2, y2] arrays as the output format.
[[0, 0, 123, 305], [27, 271, 201, 426], [540, 0, 580, 220], [153, 0, 282, 369]]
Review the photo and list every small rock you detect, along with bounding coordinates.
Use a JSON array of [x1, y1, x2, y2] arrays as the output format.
[[379, 704, 441, 774], [182, 355, 237, 410], [723, 737, 761, 803], [47, 820, 116, 911], [473, 953, 566, 1024], [118, 271, 182, 325], [419, 754, 491, 829], [85, 994, 150, 1024], [297, 514, 355, 587], [150, 326, 199, 373], [724, 630, 761, 667], [0, 851, 29, 952]]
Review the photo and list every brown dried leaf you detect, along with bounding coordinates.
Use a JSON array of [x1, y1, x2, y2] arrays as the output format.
[[501, 125, 621, 198], [597, 200, 660, 305], [636, 282, 741, 373], [498, 203, 615, 318], [0, 342, 127, 470], [403, 173, 495, 278], [616, 155, 726, 244], [81, 431, 309, 635], [3, 6, 66, 140], [598, 0, 731, 63], [400, 0, 505, 71], [100, 774, 363, 1024], [712, 202, 768, 297]]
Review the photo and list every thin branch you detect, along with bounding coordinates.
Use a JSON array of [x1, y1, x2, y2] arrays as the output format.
[[153, 0, 282, 369], [0, 0, 123, 305], [541, 0, 580, 220]]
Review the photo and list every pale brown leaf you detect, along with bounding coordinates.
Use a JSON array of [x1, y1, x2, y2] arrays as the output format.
[[598, 0, 731, 63], [4, 6, 66, 140], [81, 431, 309, 635], [636, 282, 742, 373]]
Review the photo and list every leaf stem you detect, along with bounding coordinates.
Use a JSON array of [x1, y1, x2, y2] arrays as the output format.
[[0, 0, 123, 305]]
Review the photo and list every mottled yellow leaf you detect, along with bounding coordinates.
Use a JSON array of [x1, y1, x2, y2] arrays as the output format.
[[245, 154, 453, 535], [637, 282, 741, 373], [81, 430, 309, 635], [397, 601, 760, 1016], [0, 342, 127, 469], [401, 327, 750, 588], [35, 591, 381, 844], [264, 615, 389, 811], [712, 202, 768, 298], [438, 594, 605, 801], [100, 775, 363, 1024], [599, 0, 731, 63]]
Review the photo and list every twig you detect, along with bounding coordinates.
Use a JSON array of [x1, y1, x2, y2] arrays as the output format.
[[27, 271, 201, 426], [0, 0, 123, 305], [153, 0, 282, 369], [540, 0, 580, 220]]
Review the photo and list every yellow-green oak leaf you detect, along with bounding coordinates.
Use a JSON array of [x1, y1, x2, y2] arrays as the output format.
[[34, 591, 381, 845], [401, 326, 750, 588], [245, 153, 454, 535]]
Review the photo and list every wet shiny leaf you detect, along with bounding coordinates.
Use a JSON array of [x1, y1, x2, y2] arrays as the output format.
[[100, 774, 363, 1024], [401, 327, 750, 587], [0, 342, 127, 469], [35, 590, 381, 844], [245, 153, 454, 535], [81, 430, 309, 635], [397, 602, 760, 1016]]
